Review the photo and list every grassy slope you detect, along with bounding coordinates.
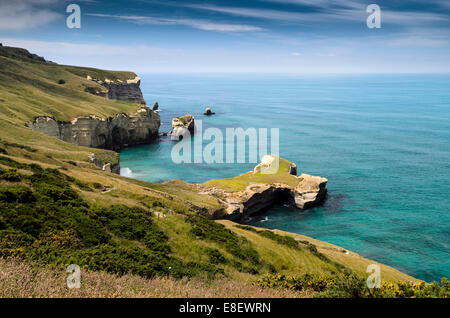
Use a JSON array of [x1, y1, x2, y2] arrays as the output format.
[[0, 258, 309, 298], [0, 47, 419, 297]]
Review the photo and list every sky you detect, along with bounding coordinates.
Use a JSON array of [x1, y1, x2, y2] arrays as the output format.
[[0, 0, 449, 73]]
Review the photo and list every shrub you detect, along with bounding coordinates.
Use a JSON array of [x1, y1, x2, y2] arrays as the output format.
[[74, 179, 92, 191], [0, 169, 21, 182], [0, 155, 28, 169], [0, 142, 37, 153], [0, 186, 35, 203], [257, 272, 450, 298], [92, 182, 103, 190], [58, 79, 66, 84], [257, 273, 333, 292], [236, 225, 300, 250], [206, 247, 226, 264], [95, 205, 170, 254], [187, 215, 260, 266], [36, 183, 78, 202]]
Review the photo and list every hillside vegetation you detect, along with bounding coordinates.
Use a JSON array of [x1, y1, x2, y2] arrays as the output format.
[[1, 46, 442, 298]]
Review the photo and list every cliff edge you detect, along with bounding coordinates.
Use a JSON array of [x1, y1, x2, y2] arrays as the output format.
[[201, 155, 328, 220]]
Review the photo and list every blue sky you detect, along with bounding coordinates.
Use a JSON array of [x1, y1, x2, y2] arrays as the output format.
[[0, 0, 449, 73]]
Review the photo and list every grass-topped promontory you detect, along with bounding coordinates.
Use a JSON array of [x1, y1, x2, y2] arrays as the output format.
[[1, 45, 440, 298], [204, 156, 299, 192], [0, 46, 138, 123], [174, 115, 194, 125]]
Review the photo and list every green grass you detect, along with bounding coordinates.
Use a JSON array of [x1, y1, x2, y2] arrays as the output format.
[[0, 49, 139, 123], [175, 115, 194, 125], [204, 157, 299, 191], [0, 45, 428, 297]]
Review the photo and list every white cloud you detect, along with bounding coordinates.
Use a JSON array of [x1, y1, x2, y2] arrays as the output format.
[[87, 13, 264, 32], [185, 3, 448, 27], [0, 0, 62, 31]]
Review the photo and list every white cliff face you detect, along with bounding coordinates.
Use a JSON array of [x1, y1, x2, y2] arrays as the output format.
[[28, 106, 160, 150], [28, 74, 160, 150], [293, 174, 328, 209], [86, 76, 146, 105]]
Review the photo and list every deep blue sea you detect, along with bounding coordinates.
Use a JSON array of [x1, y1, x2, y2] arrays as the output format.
[[120, 74, 450, 282]]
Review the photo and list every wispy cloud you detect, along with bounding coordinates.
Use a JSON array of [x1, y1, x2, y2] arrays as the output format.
[[87, 13, 264, 32], [185, 2, 448, 27], [0, 0, 62, 31], [386, 28, 450, 47], [261, 0, 363, 10]]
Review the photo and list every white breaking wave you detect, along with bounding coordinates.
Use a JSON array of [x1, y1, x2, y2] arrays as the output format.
[[120, 167, 133, 178], [260, 216, 269, 223]]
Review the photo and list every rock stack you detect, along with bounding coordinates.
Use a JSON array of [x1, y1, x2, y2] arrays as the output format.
[[204, 107, 215, 115], [169, 115, 195, 141]]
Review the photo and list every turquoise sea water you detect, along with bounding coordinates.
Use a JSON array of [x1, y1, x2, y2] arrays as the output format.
[[120, 74, 450, 282]]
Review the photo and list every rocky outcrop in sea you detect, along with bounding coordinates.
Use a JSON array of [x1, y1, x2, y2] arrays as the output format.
[[169, 115, 195, 141]]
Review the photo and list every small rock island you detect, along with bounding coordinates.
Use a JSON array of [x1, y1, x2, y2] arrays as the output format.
[[169, 115, 195, 140], [204, 107, 215, 115]]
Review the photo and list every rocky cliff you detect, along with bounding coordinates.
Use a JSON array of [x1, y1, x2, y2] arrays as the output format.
[[28, 106, 160, 151], [200, 155, 328, 221], [86, 76, 146, 104]]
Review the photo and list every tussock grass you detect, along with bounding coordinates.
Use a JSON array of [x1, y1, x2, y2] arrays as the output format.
[[0, 258, 310, 298]]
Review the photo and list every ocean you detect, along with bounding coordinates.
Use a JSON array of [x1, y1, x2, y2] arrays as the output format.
[[120, 73, 450, 282]]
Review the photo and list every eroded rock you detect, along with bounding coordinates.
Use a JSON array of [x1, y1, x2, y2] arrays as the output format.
[[169, 115, 195, 141], [200, 155, 327, 220], [85, 75, 146, 104], [293, 174, 328, 209], [204, 107, 215, 115], [28, 106, 160, 150]]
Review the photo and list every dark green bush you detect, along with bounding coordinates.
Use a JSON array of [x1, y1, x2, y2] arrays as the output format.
[[187, 215, 260, 266], [73, 179, 92, 191], [0, 155, 29, 169], [206, 247, 227, 264], [0, 186, 35, 203], [92, 182, 103, 189], [0, 142, 37, 153], [236, 225, 300, 249], [257, 273, 332, 292], [95, 205, 171, 254], [0, 169, 21, 182]]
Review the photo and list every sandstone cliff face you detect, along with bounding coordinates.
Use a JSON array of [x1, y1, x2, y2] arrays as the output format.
[[102, 78, 146, 104], [86, 76, 146, 105], [28, 106, 160, 151]]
